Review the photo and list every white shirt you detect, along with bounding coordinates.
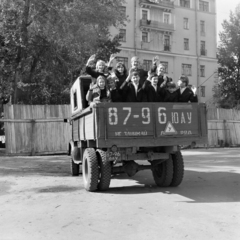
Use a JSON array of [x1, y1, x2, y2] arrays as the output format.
[[180, 87, 187, 94], [133, 84, 139, 96], [152, 85, 157, 92]]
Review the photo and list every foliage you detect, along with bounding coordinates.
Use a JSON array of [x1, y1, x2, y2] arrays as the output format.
[[213, 4, 240, 108], [0, 0, 126, 104]]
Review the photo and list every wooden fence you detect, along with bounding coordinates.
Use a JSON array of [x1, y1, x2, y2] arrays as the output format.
[[207, 108, 240, 147], [2, 105, 71, 155]]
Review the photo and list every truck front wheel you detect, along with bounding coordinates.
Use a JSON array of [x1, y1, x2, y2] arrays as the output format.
[[82, 148, 99, 192], [151, 156, 173, 187], [71, 158, 80, 176], [170, 151, 184, 187]]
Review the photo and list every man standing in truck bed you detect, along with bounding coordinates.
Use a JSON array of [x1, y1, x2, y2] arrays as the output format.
[[177, 76, 198, 103]]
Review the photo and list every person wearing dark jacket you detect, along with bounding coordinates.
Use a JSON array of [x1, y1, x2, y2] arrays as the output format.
[[121, 71, 147, 102], [129, 56, 158, 86], [112, 62, 128, 89], [85, 54, 115, 79], [150, 58, 170, 87], [163, 82, 179, 102], [107, 76, 123, 102], [176, 76, 198, 102], [143, 74, 165, 102]]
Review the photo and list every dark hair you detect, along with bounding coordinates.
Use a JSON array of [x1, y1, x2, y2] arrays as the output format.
[[132, 71, 140, 77], [115, 62, 128, 76], [167, 82, 176, 89], [150, 73, 158, 79], [179, 75, 189, 86]]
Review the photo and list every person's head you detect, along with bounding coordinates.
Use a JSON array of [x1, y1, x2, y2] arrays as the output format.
[[150, 73, 158, 86], [96, 60, 106, 72], [131, 56, 139, 69], [177, 75, 189, 88], [115, 62, 127, 75], [157, 63, 165, 75], [97, 75, 106, 89], [131, 71, 140, 85], [107, 76, 116, 90], [167, 82, 177, 93]]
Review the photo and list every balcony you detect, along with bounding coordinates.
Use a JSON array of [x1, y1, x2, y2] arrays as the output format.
[[141, 41, 150, 50], [140, 19, 174, 33], [200, 49, 207, 56], [164, 45, 171, 51], [139, 0, 174, 12]]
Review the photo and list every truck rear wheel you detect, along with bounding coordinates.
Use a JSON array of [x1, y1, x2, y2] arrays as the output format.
[[151, 156, 173, 187], [71, 158, 79, 176], [97, 150, 111, 191], [171, 151, 184, 187], [82, 148, 99, 192]]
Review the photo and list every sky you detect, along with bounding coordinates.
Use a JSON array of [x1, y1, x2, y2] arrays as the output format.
[[216, 0, 240, 43]]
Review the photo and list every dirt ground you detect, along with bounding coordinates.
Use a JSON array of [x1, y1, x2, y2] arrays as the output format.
[[0, 148, 240, 240]]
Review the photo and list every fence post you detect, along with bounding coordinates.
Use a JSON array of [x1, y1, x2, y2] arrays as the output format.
[[30, 119, 36, 155]]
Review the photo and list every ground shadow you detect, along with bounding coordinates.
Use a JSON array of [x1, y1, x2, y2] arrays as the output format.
[[105, 169, 240, 203], [36, 185, 82, 193], [0, 156, 71, 177]]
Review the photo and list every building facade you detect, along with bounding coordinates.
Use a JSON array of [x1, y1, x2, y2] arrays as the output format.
[[110, 0, 218, 103]]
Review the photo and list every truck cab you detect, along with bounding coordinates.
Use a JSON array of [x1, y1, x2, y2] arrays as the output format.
[[69, 75, 208, 192]]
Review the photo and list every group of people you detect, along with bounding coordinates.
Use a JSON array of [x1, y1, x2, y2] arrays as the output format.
[[85, 54, 198, 105]]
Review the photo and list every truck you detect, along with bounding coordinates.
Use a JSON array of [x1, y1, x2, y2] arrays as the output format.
[[68, 75, 208, 192]]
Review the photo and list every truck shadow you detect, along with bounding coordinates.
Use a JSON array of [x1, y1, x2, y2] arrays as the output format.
[[108, 169, 240, 203]]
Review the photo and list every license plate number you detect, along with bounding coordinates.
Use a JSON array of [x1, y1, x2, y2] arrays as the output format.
[[106, 151, 121, 161]]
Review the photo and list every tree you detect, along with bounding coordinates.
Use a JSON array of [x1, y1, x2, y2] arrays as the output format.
[[213, 4, 240, 108], [0, 0, 126, 104]]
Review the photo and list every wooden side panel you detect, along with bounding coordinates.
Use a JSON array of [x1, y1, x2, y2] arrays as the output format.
[[106, 103, 154, 138], [79, 117, 85, 140], [85, 112, 95, 140], [102, 103, 199, 139], [72, 119, 79, 141], [155, 103, 199, 137]]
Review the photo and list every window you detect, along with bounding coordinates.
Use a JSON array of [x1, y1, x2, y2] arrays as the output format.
[[116, 57, 128, 68], [163, 13, 171, 24], [180, 0, 190, 8], [200, 86, 205, 97], [160, 61, 168, 74], [200, 20, 205, 34], [142, 10, 148, 20], [73, 91, 78, 109], [200, 41, 206, 55], [200, 65, 205, 77], [184, 18, 189, 29], [142, 31, 148, 42], [164, 35, 170, 51], [182, 64, 192, 76], [199, 0, 209, 12], [184, 38, 189, 50], [120, 6, 126, 17], [143, 60, 152, 71], [119, 29, 126, 42]]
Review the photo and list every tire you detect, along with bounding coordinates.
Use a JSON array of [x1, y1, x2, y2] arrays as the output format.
[[82, 148, 99, 192], [71, 158, 79, 176], [97, 150, 111, 191], [151, 156, 173, 187], [171, 151, 184, 187]]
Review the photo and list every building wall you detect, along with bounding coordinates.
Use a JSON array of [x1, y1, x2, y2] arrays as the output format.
[[110, 0, 218, 103]]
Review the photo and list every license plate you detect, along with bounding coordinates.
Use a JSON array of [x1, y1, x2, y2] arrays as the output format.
[[106, 151, 121, 161]]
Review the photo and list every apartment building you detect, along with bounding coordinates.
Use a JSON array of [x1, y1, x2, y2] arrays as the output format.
[[110, 0, 218, 103]]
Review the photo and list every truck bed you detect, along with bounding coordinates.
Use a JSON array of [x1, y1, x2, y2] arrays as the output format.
[[71, 102, 208, 148]]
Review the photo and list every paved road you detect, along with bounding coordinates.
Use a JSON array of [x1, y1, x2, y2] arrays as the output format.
[[0, 148, 240, 240]]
